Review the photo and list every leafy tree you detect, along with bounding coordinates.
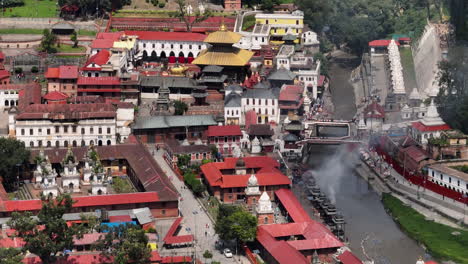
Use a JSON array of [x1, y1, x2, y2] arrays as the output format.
[[177, 154, 191, 169], [40, 29, 57, 53], [173, 100, 188, 115], [112, 177, 134, 193], [0, 248, 23, 264], [261, 0, 279, 13], [31, 66, 39, 73], [70, 31, 78, 48], [7, 194, 91, 264], [94, 224, 151, 264], [203, 250, 213, 259], [215, 204, 257, 243], [0, 138, 30, 192], [14, 67, 23, 74], [175, 0, 212, 32]]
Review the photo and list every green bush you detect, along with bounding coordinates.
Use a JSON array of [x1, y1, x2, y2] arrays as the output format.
[[30, 66, 39, 73], [14, 67, 23, 74], [158, 1, 165, 8]]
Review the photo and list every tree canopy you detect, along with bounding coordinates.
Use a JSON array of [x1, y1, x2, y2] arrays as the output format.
[[175, 0, 212, 32], [40, 29, 57, 53], [0, 138, 30, 192], [173, 100, 188, 115], [94, 224, 151, 264], [59, 0, 131, 17], [7, 194, 91, 264], [215, 204, 257, 243], [0, 248, 23, 264], [297, 0, 445, 54]]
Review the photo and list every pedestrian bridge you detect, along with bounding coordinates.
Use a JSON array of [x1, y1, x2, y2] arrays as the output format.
[[304, 120, 353, 138]]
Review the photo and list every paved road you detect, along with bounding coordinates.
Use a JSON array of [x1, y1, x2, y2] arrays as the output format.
[[150, 147, 249, 263]]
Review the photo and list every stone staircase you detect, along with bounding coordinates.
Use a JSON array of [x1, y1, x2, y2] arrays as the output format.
[[16, 184, 33, 200]]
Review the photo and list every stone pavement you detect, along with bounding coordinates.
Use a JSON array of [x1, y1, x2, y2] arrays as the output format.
[[149, 146, 250, 264]]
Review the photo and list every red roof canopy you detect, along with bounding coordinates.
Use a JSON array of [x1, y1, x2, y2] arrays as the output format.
[[338, 251, 363, 264], [275, 188, 311, 223], [3, 192, 159, 212], [77, 76, 121, 85], [43, 91, 69, 101], [163, 217, 194, 245], [411, 121, 451, 132], [91, 39, 115, 49], [369, 39, 400, 47], [125, 30, 207, 42], [96, 32, 124, 40], [0, 69, 10, 80], [207, 125, 242, 137], [85, 49, 111, 67], [45, 66, 78, 79]]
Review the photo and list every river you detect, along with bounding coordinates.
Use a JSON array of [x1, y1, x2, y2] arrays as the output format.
[[297, 51, 427, 264]]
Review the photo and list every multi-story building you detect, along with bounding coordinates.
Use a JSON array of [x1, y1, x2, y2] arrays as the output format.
[[11, 103, 134, 148], [255, 11, 304, 43], [45, 65, 79, 97], [427, 161, 468, 195], [207, 125, 242, 156], [125, 31, 207, 63], [0, 84, 21, 109], [236, 24, 271, 51], [241, 89, 279, 125]]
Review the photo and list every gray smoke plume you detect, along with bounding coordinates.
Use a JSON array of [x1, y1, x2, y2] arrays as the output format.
[[303, 145, 360, 204]]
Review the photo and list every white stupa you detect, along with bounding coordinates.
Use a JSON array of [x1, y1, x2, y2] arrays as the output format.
[[421, 99, 445, 126], [409, 88, 421, 101], [245, 173, 260, 196], [256, 191, 273, 214]]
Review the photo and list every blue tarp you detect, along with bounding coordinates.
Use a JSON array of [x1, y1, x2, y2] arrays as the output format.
[[100, 221, 137, 232]]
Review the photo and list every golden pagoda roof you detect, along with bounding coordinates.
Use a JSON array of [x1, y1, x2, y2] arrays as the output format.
[[203, 29, 243, 44], [192, 48, 254, 66]]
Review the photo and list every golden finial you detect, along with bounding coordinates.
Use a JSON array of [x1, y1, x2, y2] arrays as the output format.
[[220, 16, 226, 31]]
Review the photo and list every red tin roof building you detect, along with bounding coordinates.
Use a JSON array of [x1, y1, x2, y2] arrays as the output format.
[[252, 188, 353, 264], [207, 125, 243, 156], [43, 91, 69, 104], [45, 65, 79, 97], [200, 156, 290, 204]]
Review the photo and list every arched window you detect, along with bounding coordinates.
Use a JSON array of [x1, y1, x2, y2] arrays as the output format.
[[47, 141, 51, 147], [72, 140, 77, 147], [107, 140, 111, 145], [81, 140, 86, 146], [30, 141, 34, 147], [55, 141, 60, 147], [98, 140, 103, 146], [64, 141, 68, 147], [5, 100, 9, 106]]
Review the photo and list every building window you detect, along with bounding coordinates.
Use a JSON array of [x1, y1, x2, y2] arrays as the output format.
[[161, 209, 166, 215], [98, 127, 102, 134], [143, 43, 146, 48], [107, 127, 111, 134], [189, 45, 192, 49], [38, 128, 42, 134], [449, 177, 451, 183], [198, 45, 201, 49], [458, 180, 460, 186], [81, 128, 85, 134], [30, 129, 33, 135], [38, 140, 42, 147], [224, 137, 227, 143], [21, 129, 24, 135], [171, 44, 174, 49], [72, 126, 77, 133], [162, 44, 165, 48], [90, 127, 94, 134], [30, 142, 34, 147], [180, 44, 183, 49], [432, 170, 434, 177], [152, 44, 155, 48], [440, 174, 443, 180], [64, 126, 68, 133], [55, 141, 59, 147], [246, 99, 249, 105], [47, 129, 50, 135]]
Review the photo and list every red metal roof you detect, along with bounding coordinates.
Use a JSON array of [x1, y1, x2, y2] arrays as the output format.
[[161, 256, 193, 263], [73, 233, 105, 246], [364, 102, 385, 119], [275, 188, 311, 223], [125, 30, 206, 42], [77, 76, 121, 85], [78, 88, 122, 93], [43, 91, 69, 101], [0, 69, 10, 80], [0, 51, 4, 61], [207, 125, 242, 137], [368, 39, 400, 47], [18, 83, 42, 110], [45, 66, 78, 79], [221, 173, 290, 188], [91, 38, 115, 49], [85, 49, 111, 66], [96, 32, 124, 40], [23, 253, 111, 264], [16, 103, 117, 121], [109, 215, 132, 222], [279, 85, 302, 101], [3, 192, 160, 213], [411, 121, 451, 132], [45, 67, 60, 79], [338, 251, 363, 264], [401, 145, 428, 163], [163, 217, 194, 245]]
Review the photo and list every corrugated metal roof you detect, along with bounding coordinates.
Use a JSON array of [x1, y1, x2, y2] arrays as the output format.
[[267, 69, 296, 80], [242, 88, 277, 99], [133, 115, 217, 130]]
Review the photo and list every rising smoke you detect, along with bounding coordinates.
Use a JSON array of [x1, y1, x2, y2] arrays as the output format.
[[303, 145, 360, 204]]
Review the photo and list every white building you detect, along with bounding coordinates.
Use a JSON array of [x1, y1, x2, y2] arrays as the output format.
[[236, 24, 271, 50], [428, 162, 468, 195], [224, 84, 243, 125], [0, 85, 20, 109], [11, 103, 134, 148], [241, 89, 279, 125], [126, 31, 208, 62], [276, 45, 321, 99]]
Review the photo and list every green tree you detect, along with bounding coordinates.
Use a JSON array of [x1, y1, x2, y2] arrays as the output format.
[[70, 31, 78, 48], [173, 100, 188, 115], [203, 249, 213, 259], [112, 177, 134, 193], [177, 154, 191, 169], [175, 0, 212, 32], [0, 248, 23, 264], [7, 194, 91, 264], [215, 204, 257, 243], [40, 29, 57, 53], [0, 138, 30, 192], [94, 224, 151, 264], [261, 0, 279, 13]]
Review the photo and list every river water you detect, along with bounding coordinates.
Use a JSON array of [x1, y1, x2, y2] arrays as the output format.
[[298, 51, 427, 264]]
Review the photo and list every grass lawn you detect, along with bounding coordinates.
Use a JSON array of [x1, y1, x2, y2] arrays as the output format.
[[55, 44, 86, 53], [242, 15, 256, 32], [77, 29, 97, 36], [382, 194, 468, 263], [399, 47, 418, 92], [1, 0, 57, 17]]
